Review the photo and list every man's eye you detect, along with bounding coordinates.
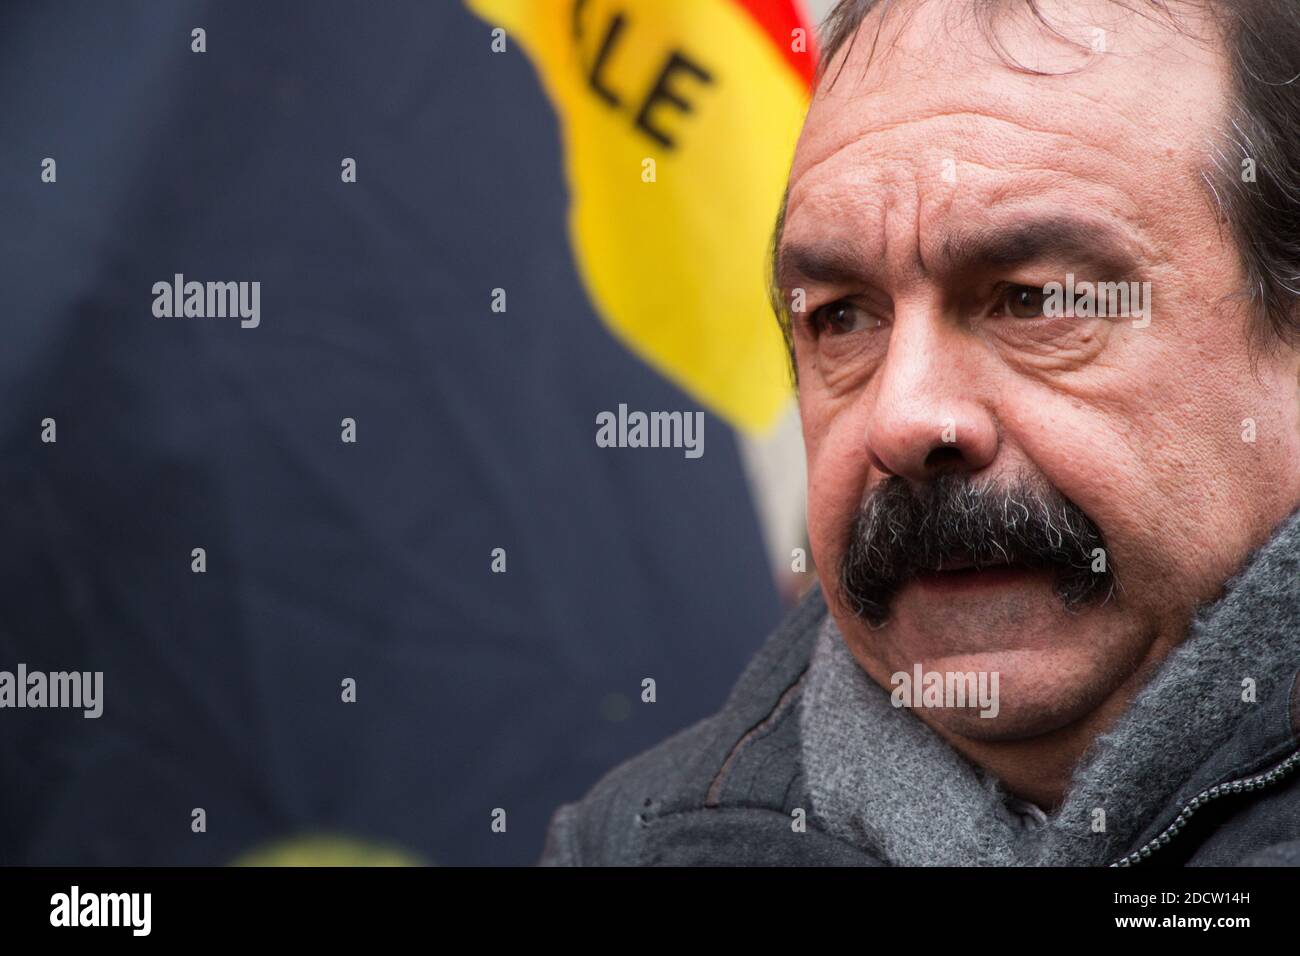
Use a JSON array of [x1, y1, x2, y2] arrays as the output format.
[[996, 284, 1047, 319], [811, 301, 875, 335]]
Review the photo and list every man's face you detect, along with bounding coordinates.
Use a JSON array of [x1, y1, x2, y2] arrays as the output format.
[[782, 0, 1300, 740]]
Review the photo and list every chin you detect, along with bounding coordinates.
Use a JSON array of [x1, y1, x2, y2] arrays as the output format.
[[913, 653, 1115, 742], [843, 592, 1146, 743], [908, 637, 1147, 743]]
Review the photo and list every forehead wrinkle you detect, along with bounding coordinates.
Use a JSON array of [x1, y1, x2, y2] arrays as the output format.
[[780, 180, 889, 291], [784, 103, 1166, 297], [788, 97, 1135, 211], [789, 143, 1156, 288], [781, 162, 897, 301], [792, 106, 1219, 291]]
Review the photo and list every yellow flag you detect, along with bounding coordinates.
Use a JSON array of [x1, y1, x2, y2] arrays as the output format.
[[467, 0, 814, 433]]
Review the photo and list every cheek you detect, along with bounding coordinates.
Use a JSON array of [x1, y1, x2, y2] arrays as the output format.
[[801, 392, 872, 573], [1002, 391, 1152, 568], [1004, 341, 1298, 611]]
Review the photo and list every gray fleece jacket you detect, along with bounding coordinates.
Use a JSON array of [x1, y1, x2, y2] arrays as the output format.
[[540, 508, 1300, 866]]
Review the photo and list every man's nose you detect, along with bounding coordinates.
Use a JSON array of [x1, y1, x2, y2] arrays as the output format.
[[863, 315, 998, 481]]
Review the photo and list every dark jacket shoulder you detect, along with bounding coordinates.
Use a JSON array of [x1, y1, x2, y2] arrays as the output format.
[[538, 586, 879, 866], [1129, 669, 1300, 867]]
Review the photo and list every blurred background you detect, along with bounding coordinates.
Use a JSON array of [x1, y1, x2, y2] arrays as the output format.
[[0, 0, 834, 866]]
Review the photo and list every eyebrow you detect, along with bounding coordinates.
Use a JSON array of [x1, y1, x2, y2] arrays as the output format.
[[939, 217, 1141, 275], [775, 215, 1143, 294], [775, 235, 866, 293]]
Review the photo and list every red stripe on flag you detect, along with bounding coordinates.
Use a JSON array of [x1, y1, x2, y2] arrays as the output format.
[[733, 0, 818, 86]]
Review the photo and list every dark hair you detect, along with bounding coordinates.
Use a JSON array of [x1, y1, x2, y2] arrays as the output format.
[[768, 0, 1300, 375]]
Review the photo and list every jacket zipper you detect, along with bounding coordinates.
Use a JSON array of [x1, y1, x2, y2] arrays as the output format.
[[1111, 747, 1300, 867]]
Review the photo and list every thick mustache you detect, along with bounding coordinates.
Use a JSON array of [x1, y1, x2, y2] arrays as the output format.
[[838, 472, 1113, 626]]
